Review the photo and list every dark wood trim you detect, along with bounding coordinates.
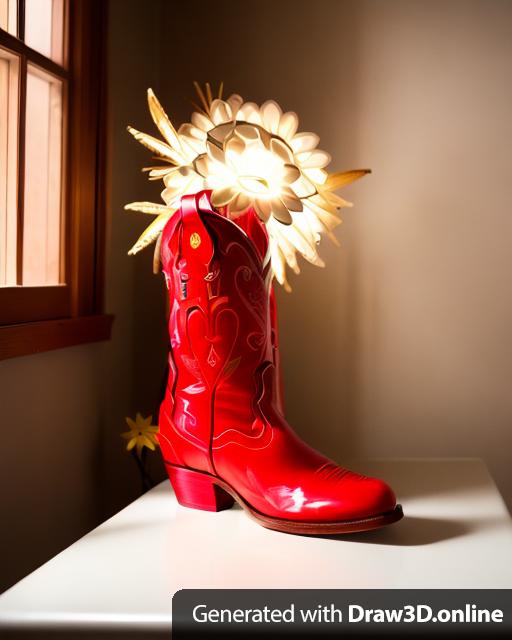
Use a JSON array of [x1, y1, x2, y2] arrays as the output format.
[[17, 0, 25, 41], [67, 0, 107, 317], [0, 0, 111, 358], [0, 29, 68, 79], [0, 314, 114, 361], [0, 285, 70, 324], [93, 1, 108, 313], [15, 49, 26, 284], [62, 0, 70, 70]]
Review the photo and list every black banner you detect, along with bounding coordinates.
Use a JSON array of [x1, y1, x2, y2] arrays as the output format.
[[172, 589, 512, 638]]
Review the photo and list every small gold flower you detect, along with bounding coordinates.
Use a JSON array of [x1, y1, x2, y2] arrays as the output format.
[[121, 413, 159, 457]]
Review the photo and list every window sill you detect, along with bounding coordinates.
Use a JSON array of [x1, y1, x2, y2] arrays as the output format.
[[0, 314, 114, 361]]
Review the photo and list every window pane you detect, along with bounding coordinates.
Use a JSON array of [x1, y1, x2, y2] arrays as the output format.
[[0, 0, 17, 35], [24, 0, 65, 65], [0, 47, 18, 287], [22, 65, 64, 286]]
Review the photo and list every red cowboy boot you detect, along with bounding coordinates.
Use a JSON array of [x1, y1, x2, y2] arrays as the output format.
[[157, 190, 403, 534]]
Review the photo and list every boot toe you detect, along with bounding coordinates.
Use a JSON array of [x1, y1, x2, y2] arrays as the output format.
[[296, 474, 397, 523], [345, 476, 397, 520]]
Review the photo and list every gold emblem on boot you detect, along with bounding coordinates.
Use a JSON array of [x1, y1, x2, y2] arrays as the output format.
[[190, 232, 201, 249]]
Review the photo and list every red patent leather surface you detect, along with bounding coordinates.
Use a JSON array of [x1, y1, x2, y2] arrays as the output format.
[[158, 191, 396, 522]]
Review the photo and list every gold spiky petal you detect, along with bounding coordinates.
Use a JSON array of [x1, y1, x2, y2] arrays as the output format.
[[127, 211, 176, 255], [127, 126, 182, 165], [324, 169, 371, 192], [124, 201, 175, 216], [126, 84, 371, 288], [147, 89, 182, 151]]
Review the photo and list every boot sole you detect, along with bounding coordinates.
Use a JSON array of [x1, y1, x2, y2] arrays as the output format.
[[167, 464, 404, 536]]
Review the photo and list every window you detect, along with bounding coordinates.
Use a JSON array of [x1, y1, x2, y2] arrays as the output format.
[[0, 0, 112, 359]]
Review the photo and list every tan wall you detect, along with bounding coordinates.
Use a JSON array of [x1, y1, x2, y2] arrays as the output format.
[[103, 0, 168, 520], [0, 345, 104, 591], [0, 0, 167, 592], [155, 0, 512, 505], [1, 0, 510, 593]]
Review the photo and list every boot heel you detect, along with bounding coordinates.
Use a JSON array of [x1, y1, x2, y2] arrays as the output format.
[[166, 465, 235, 512]]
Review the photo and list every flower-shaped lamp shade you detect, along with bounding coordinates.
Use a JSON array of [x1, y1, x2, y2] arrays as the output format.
[[125, 83, 370, 290]]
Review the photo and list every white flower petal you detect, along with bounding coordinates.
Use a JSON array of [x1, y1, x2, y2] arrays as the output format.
[[191, 111, 214, 132], [163, 169, 188, 188], [293, 227, 319, 256], [178, 137, 201, 161], [238, 176, 268, 195], [303, 167, 327, 185], [299, 149, 331, 169], [211, 186, 237, 207], [284, 223, 325, 267], [229, 192, 251, 214], [260, 100, 282, 134], [226, 136, 246, 155], [254, 198, 272, 222], [302, 207, 327, 235], [206, 140, 226, 164], [270, 226, 300, 273], [235, 124, 260, 141], [280, 188, 303, 212], [269, 238, 291, 291], [179, 122, 207, 141], [270, 138, 293, 163], [278, 111, 299, 141], [238, 102, 262, 125], [304, 199, 341, 229], [291, 174, 317, 198], [227, 94, 243, 118], [301, 206, 340, 246], [319, 189, 352, 208], [282, 163, 301, 184], [178, 124, 207, 156], [161, 176, 192, 206], [210, 99, 233, 125], [271, 200, 293, 225], [290, 132, 320, 154], [206, 173, 234, 190], [194, 154, 209, 177], [309, 192, 339, 214]]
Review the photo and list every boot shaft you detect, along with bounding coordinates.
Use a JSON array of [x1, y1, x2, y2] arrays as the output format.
[[158, 191, 281, 473]]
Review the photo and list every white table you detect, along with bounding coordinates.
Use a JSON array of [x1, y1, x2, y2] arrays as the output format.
[[1, 459, 511, 638]]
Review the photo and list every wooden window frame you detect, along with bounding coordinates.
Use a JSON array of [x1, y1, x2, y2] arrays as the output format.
[[0, 0, 113, 360]]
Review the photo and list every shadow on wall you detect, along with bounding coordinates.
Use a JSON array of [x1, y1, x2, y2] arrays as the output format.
[[147, 0, 512, 509], [103, 0, 171, 524], [107, 0, 512, 523], [149, 0, 367, 461]]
